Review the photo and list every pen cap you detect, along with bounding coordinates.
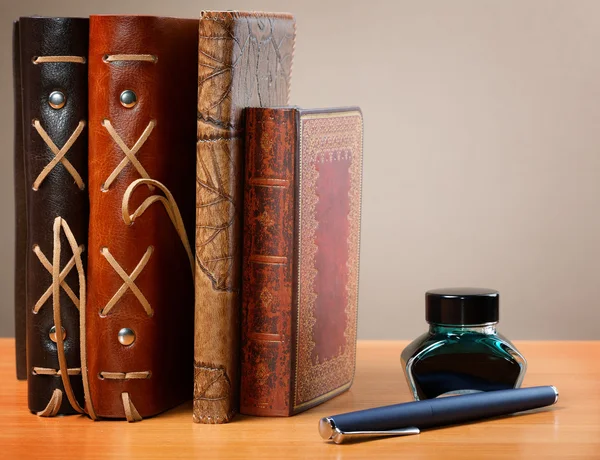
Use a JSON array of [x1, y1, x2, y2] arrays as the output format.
[[426, 287, 499, 325]]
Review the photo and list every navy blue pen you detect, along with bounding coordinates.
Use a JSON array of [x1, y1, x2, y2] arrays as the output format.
[[319, 386, 559, 443]]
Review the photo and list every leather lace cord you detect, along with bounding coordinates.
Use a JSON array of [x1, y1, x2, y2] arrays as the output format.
[[122, 178, 195, 275], [33, 243, 83, 312], [33, 56, 86, 64], [37, 217, 90, 417], [100, 371, 151, 380], [100, 246, 154, 317], [101, 119, 156, 191], [121, 392, 142, 422], [37, 389, 62, 417], [33, 367, 81, 376], [51, 217, 85, 414], [104, 54, 157, 63], [32, 119, 86, 191]]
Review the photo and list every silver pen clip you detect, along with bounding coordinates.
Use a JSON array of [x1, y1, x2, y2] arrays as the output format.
[[319, 417, 420, 444]]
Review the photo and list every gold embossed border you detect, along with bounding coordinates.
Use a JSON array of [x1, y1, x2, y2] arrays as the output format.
[[294, 110, 363, 409]]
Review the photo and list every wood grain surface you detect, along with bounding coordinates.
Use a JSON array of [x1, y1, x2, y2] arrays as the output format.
[[0, 339, 598, 459]]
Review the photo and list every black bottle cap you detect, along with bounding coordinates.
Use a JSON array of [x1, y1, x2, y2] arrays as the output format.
[[426, 287, 499, 325]]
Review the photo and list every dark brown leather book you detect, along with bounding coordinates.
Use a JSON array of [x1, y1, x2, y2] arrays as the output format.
[[13, 20, 26, 381], [15, 16, 89, 414], [194, 11, 296, 424], [86, 15, 198, 421], [240, 107, 363, 416]]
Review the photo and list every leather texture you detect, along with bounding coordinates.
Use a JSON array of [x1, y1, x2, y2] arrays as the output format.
[[87, 15, 198, 419], [240, 107, 363, 416], [13, 20, 27, 381], [240, 108, 296, 416], [194, 11, 296, 424], [18, 16, 89, 413]]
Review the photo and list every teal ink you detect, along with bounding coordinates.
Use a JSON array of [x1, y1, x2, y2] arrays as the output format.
[[401, 288, 526, 401]]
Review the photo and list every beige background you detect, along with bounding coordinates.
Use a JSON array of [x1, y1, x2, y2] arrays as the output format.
[[1, 0, 599, 339]]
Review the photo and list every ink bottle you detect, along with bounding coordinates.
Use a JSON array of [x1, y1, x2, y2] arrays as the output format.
[[401, 288, 526, 400]]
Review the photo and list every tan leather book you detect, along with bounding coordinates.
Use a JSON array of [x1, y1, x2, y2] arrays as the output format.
[[87, 15, 198, 421], [240, 107, 363, 416], [194, 11, 296, 424]]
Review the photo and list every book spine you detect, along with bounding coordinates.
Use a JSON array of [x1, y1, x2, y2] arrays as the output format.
[[13, 20, 26, 381], [193, 11, 296, 424], [87, 15, 198, 420], [240, 108, 297, 416], [19, 17, 89, 414]]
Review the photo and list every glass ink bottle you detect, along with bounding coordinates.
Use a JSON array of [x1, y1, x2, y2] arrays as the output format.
[[401, 288, 526, 401]]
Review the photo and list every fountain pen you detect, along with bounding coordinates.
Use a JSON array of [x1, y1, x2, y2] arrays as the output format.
[[319, 385, 559, 443]]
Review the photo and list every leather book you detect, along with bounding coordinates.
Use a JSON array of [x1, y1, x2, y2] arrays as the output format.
[[240, 107, 363, 416], [87, 15, 198, 421], [13, 20, 26, 381], [16, 16, 89, 414], [194, 11, 296, 424]]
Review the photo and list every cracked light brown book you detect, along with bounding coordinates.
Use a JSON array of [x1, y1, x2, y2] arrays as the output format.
[[193, 11, 296, 424]]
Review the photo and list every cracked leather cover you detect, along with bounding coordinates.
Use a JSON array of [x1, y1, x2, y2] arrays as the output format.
[[194, 11, 296, 424], [240, 107, 363, 416], [17, 16, 88, 414]]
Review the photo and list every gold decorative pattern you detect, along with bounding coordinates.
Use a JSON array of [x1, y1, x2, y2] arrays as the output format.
[[294, 111, 363, 408], [260, 131, 274, 155], [260, 288, 274, 311]]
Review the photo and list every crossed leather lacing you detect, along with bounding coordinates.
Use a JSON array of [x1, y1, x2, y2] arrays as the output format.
[[100, 246, 154, 317], [32, 120, 86, 191], [33, 186, 192, 420], [101, 119, 155, 191], [93, 53, 193, 421], [34, 217, 91, 417], [29, 55, 91, 418], [31, 55, 86, 191], [31, 53, 192, 421], [33, 243, 84, 312]]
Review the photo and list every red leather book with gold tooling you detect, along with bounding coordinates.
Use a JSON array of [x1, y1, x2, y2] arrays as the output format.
[[240, 107, 363, 416]]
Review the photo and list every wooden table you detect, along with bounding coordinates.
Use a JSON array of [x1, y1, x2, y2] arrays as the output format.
[[1, 339, 599, 459]]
